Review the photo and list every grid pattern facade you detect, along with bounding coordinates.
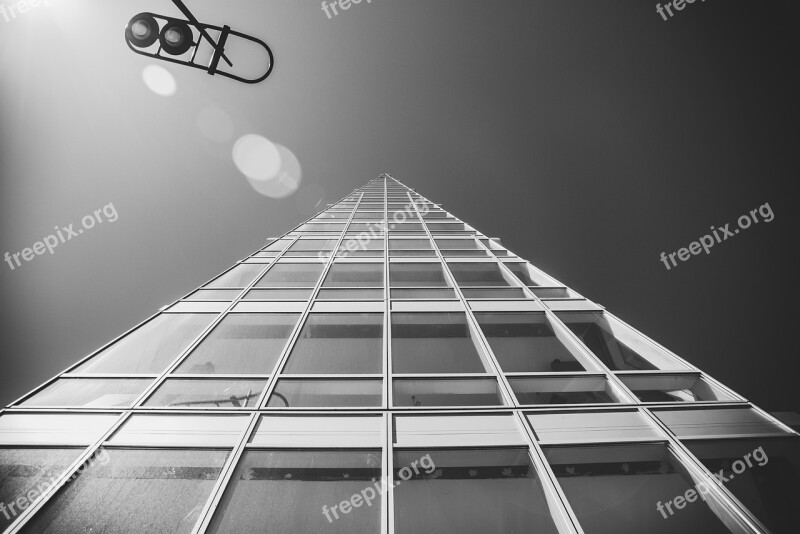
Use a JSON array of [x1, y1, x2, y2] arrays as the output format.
[[1, 175, 797, 533]]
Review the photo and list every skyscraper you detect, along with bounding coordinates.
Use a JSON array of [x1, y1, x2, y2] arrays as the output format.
[[1, 175, 797, 533]]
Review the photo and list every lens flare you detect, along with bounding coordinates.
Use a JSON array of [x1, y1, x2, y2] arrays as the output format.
[[141, 65, 176, 97]]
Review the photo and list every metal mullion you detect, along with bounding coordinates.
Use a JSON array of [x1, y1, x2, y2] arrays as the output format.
[[513, 411, 584, 534], [6, 411, 132, 534], [256, 193, 366, 409], [127, 239, 302, 410], [193, 412, 261, 534], [411, 195, 517, 409], [639, 407, 770, 533], [385, 402, 395, 534], [384, 176, 392, 411]]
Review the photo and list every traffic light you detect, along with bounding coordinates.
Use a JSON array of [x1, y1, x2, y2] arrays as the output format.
[[125, 1, 275, 84]]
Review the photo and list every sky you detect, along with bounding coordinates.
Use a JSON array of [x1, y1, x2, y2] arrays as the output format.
[[0, 0, 798, 412]]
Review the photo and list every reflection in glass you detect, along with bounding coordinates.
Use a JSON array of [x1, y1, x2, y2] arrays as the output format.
[[144, 379, 266, 408], [0, 448, 84, 533], [544, 443, 736, 534], [391, 313, 487, 374], [175, 314, 299, 375], [390, 263, 448, 287], [255, 263, 325, 288], [510, 376, 619, 405], [393, 379, 504, 407], [284, 314, 383, 374], [20, 449, 228, 534], [474, 313, 587, 373], [323, 263, 384, 288], [19, 379, 152, 408], [74, 314, 215, 375], [268, 379, 382, 407], [208, 450, 382, 534], [620, 374, 737, 403], [204, 264, 265, 288], [394, 448, 560, 534], [448, 263, 514, 287], [686, 437, 800, 533]]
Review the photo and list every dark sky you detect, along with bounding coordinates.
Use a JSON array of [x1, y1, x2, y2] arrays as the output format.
[[1, 1, 797, 412]]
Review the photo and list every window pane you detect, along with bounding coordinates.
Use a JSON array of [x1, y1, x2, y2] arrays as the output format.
[[505, 263, 542, 286], [288, 239, 338, 251], [20, 449, 229, 534], [255, 263, 325, 288], [463, 288, 527, 299], [510, 376, 620, 405], [531, 288, 572, 299], [393, 379, 504, 407], [204, 264, 265, 288], [528, 410, 660, 444], [323, 263, 384, 288], [390, 239, 432, 250], [207, 450, 382, 534], [544, 443, 736, 534], [475, 313, 587, 373], [144, 379, 266, 408], [0, 448, 85, 532], [393, 448, 560, 534], [283, 314, 383, 374], [18, 379, 152, 408], [185, 289, 240, 301], [685, 437, 800, 533], [268, 379, 382, 407], [435, 239, 479, 250], [74, 314, 215, 374], [390, 263, 448, 287], [558, 313, 677, 371], [243, 289, 313, 300], [263, 239, 293, 252], [316, 288, 383, 300], [175, 314, 299, 375], [391, 288, 456, 299], [620, 375, 737, 403], [391, 313, 488, 374], [390, 249, 438, 258], [652, 408, 790, 439], [448, 263, 514, 287]]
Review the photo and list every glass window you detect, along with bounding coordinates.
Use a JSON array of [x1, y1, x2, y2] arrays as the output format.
[[391, 313, 488, 374], [474, 313, 589, 373], [435, 239, 480, 250], [557, 312, 683, 371], [390, 263, 449, 287], [283, 314, 383, 374], [207, 450, 382, 534], [390, 249, 438, 258], [268, 379, 382, 407], [185, 289, 241, 301], [174, 314, 299, 375], [393, 448, 561, 534], [0, 448, 85, 532], [316, 288, 383, 300], [243, 288, 313, 301], [255, 263, 325, 288], [297, 223, 346, 232], [18, 379, 152, 408], [620, 374, 737, 403], [144, 379, 266, 408], [393, 378, 504, 407], [204, 264, 265, 288], [287, 239, 338, 252], [532, 288, 572, 299], [323, 263, 384, 288], [20, 449, 229, 534], [685, 437, 800, 533], [74, 314, 215, 375], [448, 263, 515, 287], [391, 288, 456, 299], [389, 239, 432, 250], [505, 263, 543, 287], [263, 238, 293, 252], [543, 443, 738, 534], [0, 414, 121, 446], [510, 376, 621, 405], [463, 288, 527, 299]]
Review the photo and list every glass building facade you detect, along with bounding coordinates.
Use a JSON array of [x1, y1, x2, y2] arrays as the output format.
[[1, 175, 796, 533]]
